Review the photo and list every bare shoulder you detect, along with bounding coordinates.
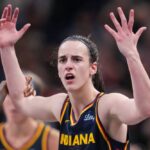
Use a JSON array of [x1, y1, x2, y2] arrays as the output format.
[[47, 92, 68, 105], [45, 92, 68, 121], [97, 92, 130, 120], [99, 92, 130, 106], [47, 92, 67, 99]]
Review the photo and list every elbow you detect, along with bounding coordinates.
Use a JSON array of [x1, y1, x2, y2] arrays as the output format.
[[139, 105, 150, 118]]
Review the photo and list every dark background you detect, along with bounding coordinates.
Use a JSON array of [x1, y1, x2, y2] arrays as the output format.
[[0, 0, 150, 149]]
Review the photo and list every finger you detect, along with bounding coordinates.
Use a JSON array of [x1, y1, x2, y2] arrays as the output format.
[[24, 90, 34, 97], [0, 18, 7, 26], [25, 76, 32, 85], [1, 7, 8, 19], [24, 88, 30, 94], [104, 24, 118, 39], [24, 87, 34, 97], [109, 12, 122, 32], [24, 88, 31, 97], [25, 84, 34, 94], [7, 4, 12, 21], [23, 89, 27, 96], [25, 87, 33, 94], [117, 7, 128, 30], [128, 9, 134, 32], [0, 18, 6, 22], [24, 91, 30, 97], [29, 88, 35, 96], [135, 27, 147, 42], [26, 84, 32, 91], [11, 7, 19, 24], [18, 23, 31, 39], [23, 84, 31, 94]]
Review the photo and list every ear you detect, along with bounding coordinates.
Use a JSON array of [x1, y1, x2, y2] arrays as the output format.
[[90, 62, 97, 76]]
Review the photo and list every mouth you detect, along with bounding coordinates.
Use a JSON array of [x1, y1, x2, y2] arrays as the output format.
[[65, 73, 75, 82]]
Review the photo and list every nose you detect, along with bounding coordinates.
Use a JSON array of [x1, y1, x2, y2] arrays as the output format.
[[65, 59, 73, 71]]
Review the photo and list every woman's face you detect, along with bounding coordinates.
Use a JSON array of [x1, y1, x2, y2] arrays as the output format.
[[3, 95, 27, 123], [58, 40, 97, 92]]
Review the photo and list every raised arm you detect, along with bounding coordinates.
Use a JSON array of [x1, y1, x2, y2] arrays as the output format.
[[0, 4, 66, 122], [0, 4, 30, 99], [104, 7, 150, 124]]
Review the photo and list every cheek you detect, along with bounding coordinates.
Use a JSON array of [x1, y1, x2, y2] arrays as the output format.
[[57, 65, 63, 78], [78, 65, 90, 78]]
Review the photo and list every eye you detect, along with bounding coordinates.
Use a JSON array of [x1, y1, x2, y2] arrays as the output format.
[[72, 56, 82, 62], [58, 57, 67, 63]]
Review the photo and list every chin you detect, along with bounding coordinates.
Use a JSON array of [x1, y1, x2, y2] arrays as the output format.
[[66, 86, 81, 93], [66, 87, 75, 92]]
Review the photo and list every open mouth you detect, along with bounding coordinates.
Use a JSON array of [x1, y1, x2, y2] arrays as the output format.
[[65, 73, 75, 80]]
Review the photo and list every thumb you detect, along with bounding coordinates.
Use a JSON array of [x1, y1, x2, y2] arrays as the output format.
[[135, 26, 147, 43], [18, 23, 31, 39]]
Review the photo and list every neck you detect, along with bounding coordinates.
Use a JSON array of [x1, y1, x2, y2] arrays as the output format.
[[68, 80, 99, 120]]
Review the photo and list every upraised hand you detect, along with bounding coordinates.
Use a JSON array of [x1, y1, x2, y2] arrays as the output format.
[[0, 4, 31, 49], [104, 7, 147, 58]]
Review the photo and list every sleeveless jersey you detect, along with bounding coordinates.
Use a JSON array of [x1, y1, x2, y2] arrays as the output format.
[[59, 93, 129, 150], [0, 122, 50, 150]]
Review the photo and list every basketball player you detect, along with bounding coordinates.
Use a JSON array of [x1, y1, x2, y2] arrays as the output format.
[[0, 4, 150, 150]]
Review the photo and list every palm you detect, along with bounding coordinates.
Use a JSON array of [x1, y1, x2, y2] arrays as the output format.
[[115, 29, 136, 55], [0, 4, 30, 48], [0, 21, 18, 47]]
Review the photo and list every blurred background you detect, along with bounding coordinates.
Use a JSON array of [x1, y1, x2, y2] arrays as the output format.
[[0, 0, 149, 149]]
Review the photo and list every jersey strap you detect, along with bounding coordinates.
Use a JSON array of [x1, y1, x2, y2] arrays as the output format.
[[60, 96, 69, 124], [0, 122, 45, 150]]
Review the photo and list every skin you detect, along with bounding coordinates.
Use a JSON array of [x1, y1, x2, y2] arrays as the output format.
[[58, 40, 97, 93], [3, 95, 28, 123], [0, 77, 33, 110], [0, 84, 59, 150], [0, 4, 150, 144]]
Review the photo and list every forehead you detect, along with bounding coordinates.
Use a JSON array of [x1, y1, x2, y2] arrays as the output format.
[[58, 41, 89, 57]]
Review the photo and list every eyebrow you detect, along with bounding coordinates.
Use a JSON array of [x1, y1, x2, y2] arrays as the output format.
[[58, 55, 66, 60], [58, 55, 83, 58]]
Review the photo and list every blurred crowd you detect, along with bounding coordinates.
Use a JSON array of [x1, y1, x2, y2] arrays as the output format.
[[0, 0, 149, 149]]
